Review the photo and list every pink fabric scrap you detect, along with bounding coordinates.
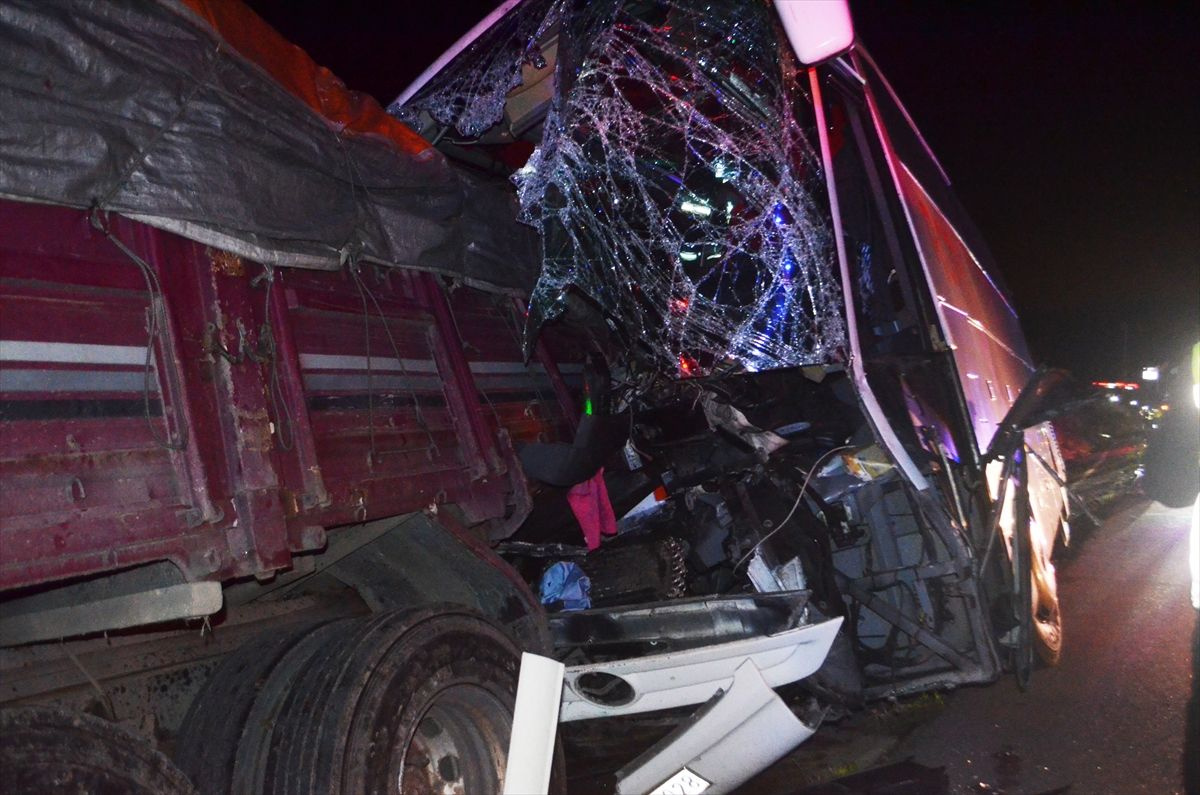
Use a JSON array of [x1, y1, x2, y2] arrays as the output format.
[[567, 467, 618, 550]]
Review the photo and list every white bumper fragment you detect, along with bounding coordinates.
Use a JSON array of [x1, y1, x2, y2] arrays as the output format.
[[616, 660, 820, 795], [559, 615, 842, 722]]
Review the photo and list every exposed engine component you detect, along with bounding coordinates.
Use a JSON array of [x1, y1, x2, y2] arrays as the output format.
[[505, 353, 1011, 705]]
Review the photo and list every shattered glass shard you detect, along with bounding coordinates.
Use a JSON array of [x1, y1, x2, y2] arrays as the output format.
[[391, 0, 563, 138], [517, 0, 846, 377], [394, 0, 848, 379]]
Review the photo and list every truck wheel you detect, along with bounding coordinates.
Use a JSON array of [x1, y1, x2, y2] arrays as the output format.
[[173, 619, 355, 795], [264, 607, 563, 795], [0, 705, 195, 794]]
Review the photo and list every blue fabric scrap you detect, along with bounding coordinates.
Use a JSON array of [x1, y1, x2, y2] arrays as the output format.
[[539, 561, 592, 611]]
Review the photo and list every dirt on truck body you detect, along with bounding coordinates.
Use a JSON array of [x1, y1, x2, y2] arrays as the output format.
[[0, 1, 1072, 793]]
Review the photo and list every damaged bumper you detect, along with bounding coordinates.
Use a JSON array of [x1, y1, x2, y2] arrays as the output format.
[[559, 613, 842, 722], [616, 660, 820, 795], [548, 593, 842, 793]]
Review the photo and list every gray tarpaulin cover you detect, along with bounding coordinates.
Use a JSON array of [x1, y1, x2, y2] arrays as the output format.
[[0, 0, 539, 293]]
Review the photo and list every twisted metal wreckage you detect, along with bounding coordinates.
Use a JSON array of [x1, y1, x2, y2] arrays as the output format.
[[0, 1, 1075, 792], [397, 0, 1072, 784]]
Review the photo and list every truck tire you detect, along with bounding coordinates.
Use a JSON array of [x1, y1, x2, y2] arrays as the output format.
[[173, 619, 355, 795], [0, 705, 194, 795], [264, 606, 563, 795]]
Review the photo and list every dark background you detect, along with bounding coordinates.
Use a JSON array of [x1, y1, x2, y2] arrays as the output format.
[[247, 0, 1199, 380]]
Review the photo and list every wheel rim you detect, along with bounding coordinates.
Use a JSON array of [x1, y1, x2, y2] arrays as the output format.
[[1031, 554, 1063, 660], [399, 684, 512, 795]]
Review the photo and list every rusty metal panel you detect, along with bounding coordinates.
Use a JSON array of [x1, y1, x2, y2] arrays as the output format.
[[0, 203, 216, 590], [445, 288, 584, 447], [0, 200, 530, 593], [278, 266, 507, 528]]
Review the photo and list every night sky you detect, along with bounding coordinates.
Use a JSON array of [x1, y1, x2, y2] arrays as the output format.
[[248, 0, 1199, 380], [854, 2, 1199, 380]]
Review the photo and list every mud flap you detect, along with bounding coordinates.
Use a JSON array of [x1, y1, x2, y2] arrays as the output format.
[[614, 661, 819, 795]]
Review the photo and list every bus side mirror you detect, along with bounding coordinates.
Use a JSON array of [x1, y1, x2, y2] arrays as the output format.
[[984, 368, 1085, 463], [775, 0, 855, 66]]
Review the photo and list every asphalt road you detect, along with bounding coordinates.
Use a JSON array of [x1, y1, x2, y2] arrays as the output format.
[[890, 499, 1197, 794]]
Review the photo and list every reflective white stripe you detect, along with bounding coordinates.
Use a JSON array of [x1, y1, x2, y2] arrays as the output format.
[[302, 374, 443, 392], [469, 361, 541, 375], [473, 361, 585, 376], [474, 375, 557, 390], [0, 369, 153, 393], [299, 354, 583, 377], [299, 354, 437, 373], [302, 373, 569, 395], [0, 340, 147, 365]]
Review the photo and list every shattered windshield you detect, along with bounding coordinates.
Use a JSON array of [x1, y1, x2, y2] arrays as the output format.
[[395, 0, 847, 378], [517, 0, 845, 377], [392, 0, 563, 138]]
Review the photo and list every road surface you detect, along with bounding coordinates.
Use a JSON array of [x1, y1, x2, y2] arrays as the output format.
[[890, 499, 1196, 794]]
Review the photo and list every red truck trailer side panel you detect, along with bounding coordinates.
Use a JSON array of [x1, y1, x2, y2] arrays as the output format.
[[0, 201, 578, 593]]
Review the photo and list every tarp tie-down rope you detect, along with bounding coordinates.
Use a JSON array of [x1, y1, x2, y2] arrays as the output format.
[[94, 41, 223, 216], [249, 264, 296, 452], [88, 207, 189, 452], [348, 260, 439, 468], [0, 1, 538, 290]]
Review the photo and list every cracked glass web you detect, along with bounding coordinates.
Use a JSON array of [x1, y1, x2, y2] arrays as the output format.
[[390, 0, 563, 138], [518, 0, 845, 377], [396, 0, 847, 378]]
